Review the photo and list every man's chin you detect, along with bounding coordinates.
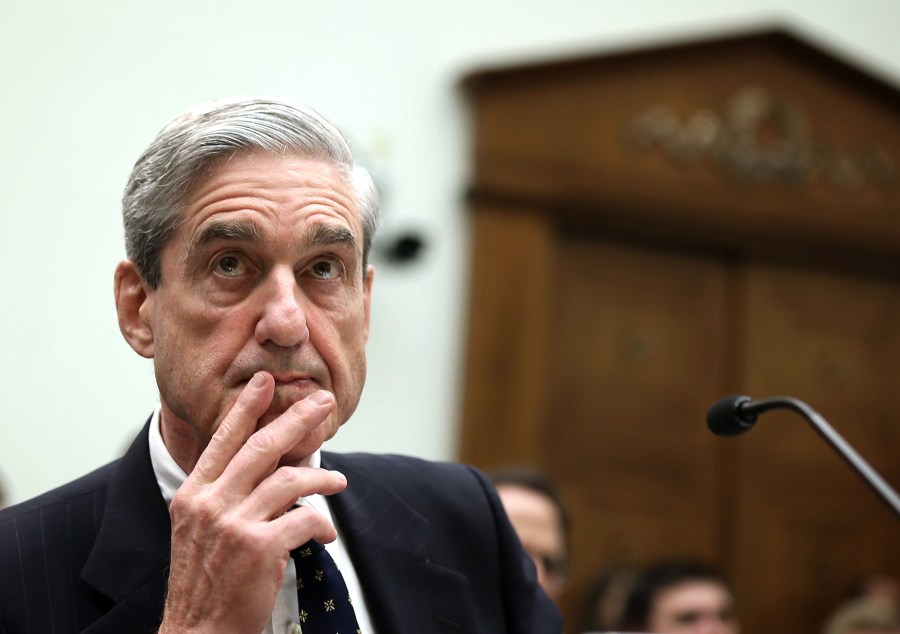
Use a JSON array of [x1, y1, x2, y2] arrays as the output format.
[[257, 397, 336, 462], [258, 391, 304, 425], [256, 409, 288, 429]]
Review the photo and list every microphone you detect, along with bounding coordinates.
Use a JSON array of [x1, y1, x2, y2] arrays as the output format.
[[707, 395, 900, 519]]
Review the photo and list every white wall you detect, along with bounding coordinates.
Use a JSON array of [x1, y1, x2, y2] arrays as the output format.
[[1, 1, 898, 504]]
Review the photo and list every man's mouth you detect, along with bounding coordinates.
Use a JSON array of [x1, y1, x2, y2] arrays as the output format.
[[270, 371, 315, 382], [236, 370, 321, 388]]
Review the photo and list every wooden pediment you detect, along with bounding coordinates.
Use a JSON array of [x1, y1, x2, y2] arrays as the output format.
[[463, 29, 900, 275]]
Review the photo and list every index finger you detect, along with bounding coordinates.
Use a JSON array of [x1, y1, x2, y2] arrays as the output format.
[[190, 372, 274, 485], [218, 390, 335, 495]]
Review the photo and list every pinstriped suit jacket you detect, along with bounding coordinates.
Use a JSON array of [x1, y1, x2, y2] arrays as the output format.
[[0, 423, 562, 633]]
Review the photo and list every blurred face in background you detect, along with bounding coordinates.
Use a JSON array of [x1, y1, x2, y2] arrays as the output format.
[[648, 579, 739, 634], [496, 484, 568, 602]]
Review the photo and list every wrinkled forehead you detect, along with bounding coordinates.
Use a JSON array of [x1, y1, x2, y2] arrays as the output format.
[[178, 150, 361, 225], [193, 152, 361, 214]]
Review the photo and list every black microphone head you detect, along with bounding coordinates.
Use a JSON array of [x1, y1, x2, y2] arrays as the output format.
[[707, 395, 757, 436]]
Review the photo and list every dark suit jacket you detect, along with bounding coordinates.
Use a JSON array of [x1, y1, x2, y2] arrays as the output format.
[[0, 423, 562, 633]]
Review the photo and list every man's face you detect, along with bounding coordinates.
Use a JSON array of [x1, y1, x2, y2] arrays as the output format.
[[134, 152, 373, 469], [648, 580, 739, 634], [496, 484, 568, 602]]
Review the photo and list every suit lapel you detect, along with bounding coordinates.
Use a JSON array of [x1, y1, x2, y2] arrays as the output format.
[[80, 423, 172, 632], [73, 440, 481, 632], [323, 453, 476, 632]]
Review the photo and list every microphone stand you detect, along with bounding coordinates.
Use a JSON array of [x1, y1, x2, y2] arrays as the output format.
[[737, 396, 900, 520]]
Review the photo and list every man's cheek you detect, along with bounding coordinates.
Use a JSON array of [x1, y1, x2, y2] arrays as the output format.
[[206, 387, 246, 437]]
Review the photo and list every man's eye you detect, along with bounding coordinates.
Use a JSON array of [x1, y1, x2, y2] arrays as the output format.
[[214, 255, 247, 277], [308, 258, 341, 280]]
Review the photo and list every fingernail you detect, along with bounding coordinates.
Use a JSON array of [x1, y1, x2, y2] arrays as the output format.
[[249, 373, 266, 388], [309, 390, 333, 406]]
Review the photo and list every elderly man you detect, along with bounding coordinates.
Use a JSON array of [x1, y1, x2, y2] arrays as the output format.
[[0, 98, 561, 633]]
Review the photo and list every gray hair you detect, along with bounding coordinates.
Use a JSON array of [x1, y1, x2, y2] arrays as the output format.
[[122, 97, 381, 288]]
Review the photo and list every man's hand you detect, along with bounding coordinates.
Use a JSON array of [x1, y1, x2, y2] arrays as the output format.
[[158, 372, 347, 634]]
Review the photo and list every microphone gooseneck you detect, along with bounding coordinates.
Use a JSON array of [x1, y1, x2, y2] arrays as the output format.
[[706, 395, 900, 520]]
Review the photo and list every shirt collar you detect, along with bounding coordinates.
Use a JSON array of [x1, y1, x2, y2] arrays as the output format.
[[147, 405, 323, 507]]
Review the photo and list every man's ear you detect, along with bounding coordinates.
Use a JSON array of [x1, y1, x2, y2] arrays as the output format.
[[114, 260, 155, 358]]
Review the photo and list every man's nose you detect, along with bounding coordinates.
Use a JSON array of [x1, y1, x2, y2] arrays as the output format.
[[254, 269, 310, 347]]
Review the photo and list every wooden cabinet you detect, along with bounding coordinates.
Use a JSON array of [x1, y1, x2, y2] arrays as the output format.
[[459, 31, 900, 633]]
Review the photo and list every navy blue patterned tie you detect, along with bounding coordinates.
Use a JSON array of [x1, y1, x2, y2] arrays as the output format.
[[291, 540, 361, 633]]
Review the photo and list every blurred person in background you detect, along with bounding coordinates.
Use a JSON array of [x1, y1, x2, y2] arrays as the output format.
[[623, 559, 739, 634], [491, 466, 571, 605], [851, 575, 900, 611], [822, 574, 900, 634], [821, 598, 900, 634]]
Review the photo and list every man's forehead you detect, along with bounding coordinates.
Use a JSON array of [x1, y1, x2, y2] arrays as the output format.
[[176, 152, 363, 246], [183, 151, 356, 209]]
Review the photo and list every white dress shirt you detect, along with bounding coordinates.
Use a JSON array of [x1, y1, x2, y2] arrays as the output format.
[[147, 406, 376, 634]]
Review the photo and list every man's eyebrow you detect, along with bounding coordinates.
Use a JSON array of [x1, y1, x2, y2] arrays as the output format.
[[186, 220, 358, 256], [302, 224, 358, 252], [188, 220, 263, 254]]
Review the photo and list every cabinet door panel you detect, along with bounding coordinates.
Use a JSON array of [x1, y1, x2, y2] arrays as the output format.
[[547, 238, 731, 618], [733, 264, 900, 634]]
